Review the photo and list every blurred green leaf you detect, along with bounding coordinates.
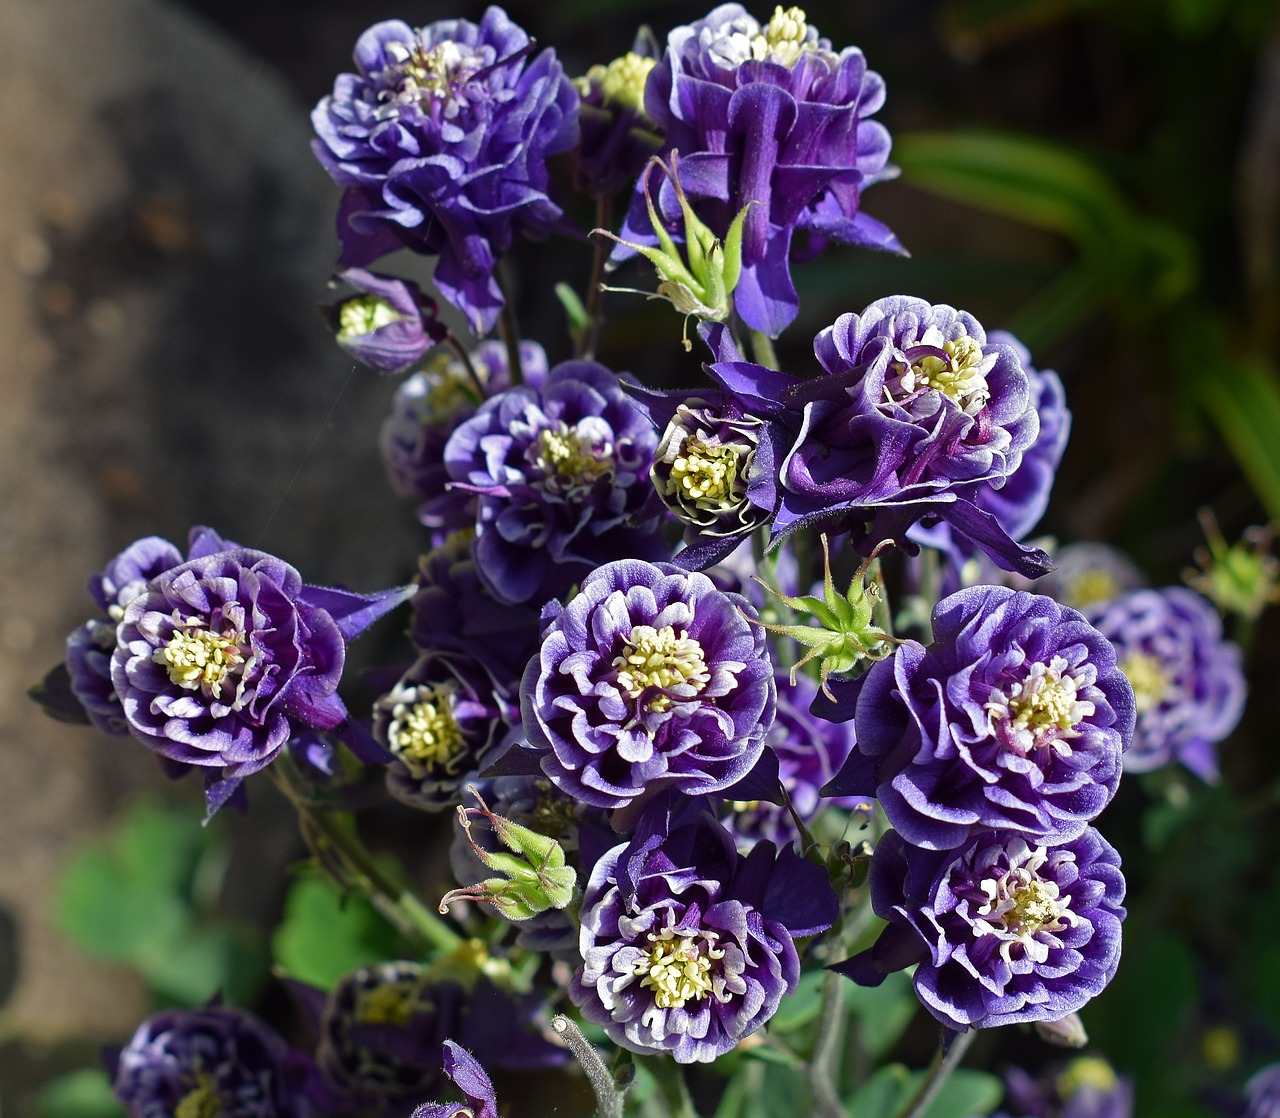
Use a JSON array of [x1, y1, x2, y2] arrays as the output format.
[[768, 968, 826, 1033], [844, 968, 918, 1059], [271, 872, 404, 988], [845, 1063, 912, 1118], [916, 1069, 1005, 1118], [38, 1069, 125, 1118]]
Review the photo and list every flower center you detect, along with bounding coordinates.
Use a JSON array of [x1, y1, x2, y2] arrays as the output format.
[[893, 335, 991, 414], [338, 294, 401, 339], [751, 5, 814, 66], [667, 437, 744, 507], [1119, 652, 1169, 715], [357, 980, 419, 1026], [974, 844, 1077, 964], [387, 684, 465, 776], [580, 52, 656, 112], [986, 655, 1095, 757], [1067, 568, 1122, 608], [613, 625, 711, 712], [532, 422, 617, 494], [154, 623, 247, 701], [175, 1080, 222, 1118], [380, 37, 485, 115], [634, 926, 725, 1009]]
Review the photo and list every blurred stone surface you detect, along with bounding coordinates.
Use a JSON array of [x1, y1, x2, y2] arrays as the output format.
[[0, 0, 423, 1060]]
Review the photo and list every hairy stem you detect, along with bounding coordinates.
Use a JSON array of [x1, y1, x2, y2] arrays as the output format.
[[552, 1015, 626, 1118], [808, 970, 848, 1118]]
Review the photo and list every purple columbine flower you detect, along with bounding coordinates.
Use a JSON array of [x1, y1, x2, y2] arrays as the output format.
[[311, 8, 579, 334], [110, 544, 411, 814], [617, 3, 902, 337], [373, 653, 515, 811], [570, 800, 837, 1062], [326, 268, 447, 375], [1081, 587, 1246, 781], [109, 1003, 321, 1118], [726, 669, 866, 849], [444, 360, 667, 605], [823, 586, 1134, 851], [908, 331, 1071, 581], [838, 826, 1126, 1031], [1039, 542, 1147, 611], [412, 1041, 500, 1118], [996, 1059, 1135, 1118], [521, 559, 776, 811]]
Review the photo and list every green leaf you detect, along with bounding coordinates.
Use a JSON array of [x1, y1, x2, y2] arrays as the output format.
[[915, 1069, 1005, 1118], [844, 1063, 912, 1118], [38, 1069, 125, 1118], [271, 872, 404, 988], [844, 969, 919, 1059], [767, 968, 825, 1033]]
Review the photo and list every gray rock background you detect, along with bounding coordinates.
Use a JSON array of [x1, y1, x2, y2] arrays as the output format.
[[0, 0, 424, 1089]]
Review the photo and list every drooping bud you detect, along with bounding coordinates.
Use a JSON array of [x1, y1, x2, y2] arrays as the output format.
[[325, 267, 447, 375], [593, 152, 752, 350], [438, 787, 577, 921], [749, 536, 896, 696], [1034, 1010, 1090, 1048]]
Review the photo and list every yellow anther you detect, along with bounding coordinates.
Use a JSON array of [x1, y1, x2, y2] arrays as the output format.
[[613, 625, 710, 710], [634, 927, 724, 1009], [338, 294, 401, 338], [154, 626, 244, 698], [388, 686, 465, 774], [1119, 652, 1169, 715]]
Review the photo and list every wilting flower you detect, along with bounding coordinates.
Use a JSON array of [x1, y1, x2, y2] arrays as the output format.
[[412, 1041, 500, 1118], [759, 297, 1049, 576], [823, 586, 1134, 851], [110, 544, 411, 813], [839, 826, 1125, 1031], [1081, 586, 1246, 780], [909, 331, 1071, 579], [373, 653, 515, 810], [726, 669, 866, 849], [522, 559, 776, 811], [311, 7, 579, 333], [444, 360, 667, 605], [570, 801, 837, 1061], [618, 3, 901, 337], [382, 341, 547, 532], [573, 46, 664, 199], [109, 1002, 320, 1118], [326, 268, 447, 374], [315, 963, 559, 1106]]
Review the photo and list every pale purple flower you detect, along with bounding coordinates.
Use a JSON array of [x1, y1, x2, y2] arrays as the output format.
[[839, 826, 1125, 1031], [617, 3, 902, 336], [312, 7, 579, 333], [521, 559, 776, 811], [823, 585, 1134, 850], [570, 801, 836, 1061], [1082, 586, 1245, 780]]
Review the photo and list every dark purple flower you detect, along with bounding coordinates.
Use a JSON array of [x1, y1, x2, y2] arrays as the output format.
[[373, 653, 515, 810], [412, 1041, 499, 1118], [823, 586, 1134, 850], [617, 3, 901, 337], [382, 341, 547, 529], [997, 1059, 1135, 1118], [572, 46, 665, 199], [908, 331, 1071, 579], [327, 268, 447, 374], [66, 528, 236, 736], [569, 801, 836, 1061], [726, 670, 866, 849], [521, 559, 776, 811], [316, 963, 560, 1106], [839, 826, 1125, 1031], [109, 1003, 320, 1118], [769, 297, 1048, 576], [444, 360, 667, 605], [1081, 587, 1246, 780], [110, 545, 411, 812], [311, 8, 579, 334]]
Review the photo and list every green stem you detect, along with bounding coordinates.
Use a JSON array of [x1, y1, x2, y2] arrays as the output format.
[[271, 765, 463, 954], [495, 265, 523, 385], [808, 970, 847, 1118], [581, 195, 614, 360], [748, 327, 778, 368], [892, 1029, 976, 1118], [445, 331, 486, 401], [552, 1015, 626, 1118]]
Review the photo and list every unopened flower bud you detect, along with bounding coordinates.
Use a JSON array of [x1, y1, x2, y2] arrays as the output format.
[[1034, 1011, 1089, 1048], [1185, 509, 1280, 622], [326, 268, 447, 375]]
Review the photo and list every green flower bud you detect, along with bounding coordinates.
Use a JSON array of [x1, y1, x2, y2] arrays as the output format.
[[1185, 509, 1280, 622], [438, 787, 577, 922]]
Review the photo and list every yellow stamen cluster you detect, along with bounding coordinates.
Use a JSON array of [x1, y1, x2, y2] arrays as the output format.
[[154, 625, 245, 699], [1119, 651, 1170, 715], [387, 685, 465, 775], [338, 294, 401, 339], [175, 1080, 222, 1118], [634, 926, 724, 1009], [908, 336, 991, 413], [357, 981, 418, 1026], [580, 52, 656, 113], [1066, 568, 1123, 608], [975, 843, 1076, 964], [986, 656, 1095, 756], [533, 423, 617, 493], [751, 6, 814, 67], [396, 39, 475, 100], [613, 625, 711, 711], [666, 437, 743, 509]]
